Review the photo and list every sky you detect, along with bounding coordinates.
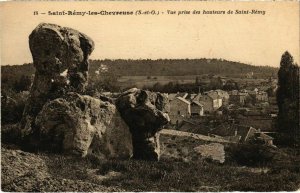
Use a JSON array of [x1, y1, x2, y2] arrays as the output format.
[[0, 1, 299, 67]]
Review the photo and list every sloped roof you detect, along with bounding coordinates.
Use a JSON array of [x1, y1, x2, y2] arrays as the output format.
[[176, 92, 188, 99], [186, 93, 197, 101], [206, 92, 221, 100], [244, 127, 258, 141], [168, 93, 177, 101], [179, 121, 211, 135], [176, 97, 191, 105], [223, 135, 241, 143], [211, 124, 255, 142], [215, 89, 229, 98], [258, 91, 268, 95], [210, 124, 233, 136], [192, 93, 202, 102], [191, 101, 203, 107], [258, 132, 274, 140]]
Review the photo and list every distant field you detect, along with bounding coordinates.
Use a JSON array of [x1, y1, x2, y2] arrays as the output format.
[[118, 75, 202, 89], [117, 75, 269, 90]]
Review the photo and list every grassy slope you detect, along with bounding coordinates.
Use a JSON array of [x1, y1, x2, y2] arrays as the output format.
[[2, 132, 300, 192]]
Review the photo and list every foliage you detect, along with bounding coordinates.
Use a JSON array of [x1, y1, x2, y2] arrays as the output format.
[[89, 58, 278, 77], [266, 86, 276, 97], [13, 75, 32, 92], [276, 51, 300, 145], [143, 82, 202, 93], [226, 144, 280, 166], [1, 89, 29, 124], [223, 79, 240, 91], [87, 72, 120, 92], [1, 63, 35, 92]]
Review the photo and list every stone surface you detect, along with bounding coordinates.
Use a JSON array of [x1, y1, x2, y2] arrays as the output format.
[[116, 88, 170, 160], [34, 93, 133, 159], [194, 143, 225, 163], [17, 23, 170, 161], [21, 23, 94, 135]]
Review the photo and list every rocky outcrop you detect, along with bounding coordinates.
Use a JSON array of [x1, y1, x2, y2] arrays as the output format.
[[16, 23, 170, 161], [21, 23, 94, 135], [116, 88, 170, 161], [34, 93, 133, 159]]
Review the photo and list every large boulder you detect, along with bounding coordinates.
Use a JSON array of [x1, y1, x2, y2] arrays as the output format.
[[34, 93, 133, 159], [21, 23, 94, 135], [116, 88, 170, 161], [17, 23, 170, 161]]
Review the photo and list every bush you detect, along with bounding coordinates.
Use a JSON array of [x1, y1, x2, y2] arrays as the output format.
[[1, 90, 29, 124], [226, 144, 285, 167]]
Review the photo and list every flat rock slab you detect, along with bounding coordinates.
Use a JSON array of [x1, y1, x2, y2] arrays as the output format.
[[194, 143, 225, 163]]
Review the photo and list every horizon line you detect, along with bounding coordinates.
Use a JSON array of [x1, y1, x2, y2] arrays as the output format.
[[2, 57, 280, 68]]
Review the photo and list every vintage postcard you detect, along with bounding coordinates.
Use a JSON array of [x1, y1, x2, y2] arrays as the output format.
[[1, 1, 299, 192]]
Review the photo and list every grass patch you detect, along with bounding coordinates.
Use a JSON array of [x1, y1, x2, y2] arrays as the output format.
[[89, 157, 300, 192], [2, 143, 300, 192]]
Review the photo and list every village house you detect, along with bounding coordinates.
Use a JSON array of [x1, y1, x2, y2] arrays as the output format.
[[255, 91, 268, 102], [214, 89, 229, 106], [169, 96, 191, 124], [193, 93, 220, 114], [229, 91, 248, 106], [248, 89, 269, 103], [252, 132, 275, 146], [247, 90, 257, 96], [206, 91, 222, 108], [193, 94, 212, 114], [190, 101, 204, 116], [229, 90, 239, 95], [245, 72, 254, 78]]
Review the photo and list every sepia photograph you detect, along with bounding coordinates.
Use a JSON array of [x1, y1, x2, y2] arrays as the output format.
[[0, 1, 299, 192]]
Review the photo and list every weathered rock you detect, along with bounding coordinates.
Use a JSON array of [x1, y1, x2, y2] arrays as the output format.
[[116, 88, 170, 160], [34, 93, 133, 158], [194, 143, 225, 163], [17, 23, 170, 161], [21, 23, 94, 135]]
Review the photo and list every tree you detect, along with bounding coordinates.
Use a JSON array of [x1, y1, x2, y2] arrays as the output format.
[[266, 86, 276, 97], [223, 79, 239, 91], [13, 75, 32, 92], [276, 51, 299, 146]]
